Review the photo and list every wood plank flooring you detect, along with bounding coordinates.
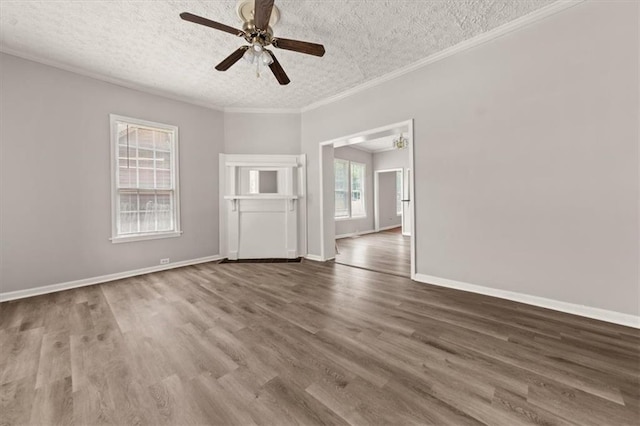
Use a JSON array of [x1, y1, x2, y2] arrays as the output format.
[[1, 260, 638, 425], [335, 227, 411, 277]]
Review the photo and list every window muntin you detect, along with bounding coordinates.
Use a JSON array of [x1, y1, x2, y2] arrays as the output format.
[[111, 115, 180, 242]]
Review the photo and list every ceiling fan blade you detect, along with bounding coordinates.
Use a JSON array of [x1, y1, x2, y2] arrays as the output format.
[[180, 12, 244, 37], [272, 37, 325, 57], [215, 47, 249, 71], [254, 0, 275, 30], [266, 51, 290, 85]]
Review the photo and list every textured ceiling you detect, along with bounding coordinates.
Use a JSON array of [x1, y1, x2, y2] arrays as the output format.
[[0, 0, 555, 109]]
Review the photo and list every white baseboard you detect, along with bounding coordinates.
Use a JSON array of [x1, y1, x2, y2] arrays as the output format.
[[0, 255, 222, 302], [414, 273, 640, 329], [335, 229, 377, 239], [377, 225, 402, 232], [304, 254, 324, 262]]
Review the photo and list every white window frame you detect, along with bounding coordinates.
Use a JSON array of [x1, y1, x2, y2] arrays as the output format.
[[110, 114, 182, 243], [334, 159, 367, 220]]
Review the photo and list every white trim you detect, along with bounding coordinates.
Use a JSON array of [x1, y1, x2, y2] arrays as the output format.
[[378, 225, 401, 232], [335, 229, 377, 240], [304, 254, 324, 262], [224, 107, 300, 114], [110, 230, 183, 244], [413, 273, 640, 329], [300, 0, 584, 113], [0, 255, 222, 302], [407, 120, 416, 279], [0, 47, 225, 112], [318, 143, 332, 261]]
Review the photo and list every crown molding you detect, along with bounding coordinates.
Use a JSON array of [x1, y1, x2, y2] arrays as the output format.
[[1, 1, 583, 115], [300, 0, 584, 113], [224, 107, 301, 114], [0, 46, 225, 112]]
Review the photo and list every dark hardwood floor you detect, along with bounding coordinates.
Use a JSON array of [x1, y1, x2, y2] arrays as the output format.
[[335, 227, 411, 277], [1, 260, 638, 425]]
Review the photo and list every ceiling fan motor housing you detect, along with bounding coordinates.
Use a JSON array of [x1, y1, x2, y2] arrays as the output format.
[[236, 0, 280, 27], [242, 23, 274, 46]]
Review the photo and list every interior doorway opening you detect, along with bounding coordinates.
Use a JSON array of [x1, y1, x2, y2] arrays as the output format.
[[318, 119, 415, 278]]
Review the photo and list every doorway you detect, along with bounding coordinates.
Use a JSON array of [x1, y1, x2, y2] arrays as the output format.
[[318, 119, 415, 278]]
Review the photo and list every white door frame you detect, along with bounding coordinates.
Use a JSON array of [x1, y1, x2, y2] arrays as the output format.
[[318, 119, 416, 279], [374, 168, 403, 232]]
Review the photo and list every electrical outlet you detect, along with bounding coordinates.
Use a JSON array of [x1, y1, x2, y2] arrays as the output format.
[[160, 258, 170, 265]]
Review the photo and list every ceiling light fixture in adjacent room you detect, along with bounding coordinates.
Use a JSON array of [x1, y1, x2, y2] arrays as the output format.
[[393, 134, 409, 150]]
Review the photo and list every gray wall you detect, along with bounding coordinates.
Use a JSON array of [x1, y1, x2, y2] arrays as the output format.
[[0, 53, 224, 293], [377, 171, 401, 229], [333, 146, 375, 237], [301, 1, 639, 315], [224, 112, 300, 154], [373, 148, 410, 171]]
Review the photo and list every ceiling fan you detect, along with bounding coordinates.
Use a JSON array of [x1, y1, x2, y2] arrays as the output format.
[[180, 0, 325, 85]]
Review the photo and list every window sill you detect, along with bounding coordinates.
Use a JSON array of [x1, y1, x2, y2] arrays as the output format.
[[335, 216, 367, 221], [111, 231, 182, 244]]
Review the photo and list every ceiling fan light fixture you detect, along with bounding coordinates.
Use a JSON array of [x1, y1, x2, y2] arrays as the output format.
[[180, 0, 323, 85], [261, 50, 274, 66], [243, 48, 256, 63]]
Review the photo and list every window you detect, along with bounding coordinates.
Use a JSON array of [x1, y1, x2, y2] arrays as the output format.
[[334, 159, 366, 218], [396, 170, 403, 215], [110, 115, 180, 243]]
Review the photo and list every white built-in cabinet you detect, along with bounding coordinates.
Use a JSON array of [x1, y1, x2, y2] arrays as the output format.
[[219, 154, 305, 259]]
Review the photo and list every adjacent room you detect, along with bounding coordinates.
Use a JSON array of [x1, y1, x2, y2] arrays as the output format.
[[330, 122, 413, 277], [1, 1, 638, 425]]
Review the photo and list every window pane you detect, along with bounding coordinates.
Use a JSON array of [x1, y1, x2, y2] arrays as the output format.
[[351, 162, 366, 217], [156, 151, 170, 170], [119, 167, 135, 187], [119, 193, 138, 212], [334, 159, 349, 217], [119, 212, 138, 234], [139, 194, 156, 232], [156, 193, 173, 231], [138, 148, 154, 169], [156, 170, 171, 189], [335, 190, 349, 217], [155, 131, 172, 151], [137, 128, 155, 149]]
